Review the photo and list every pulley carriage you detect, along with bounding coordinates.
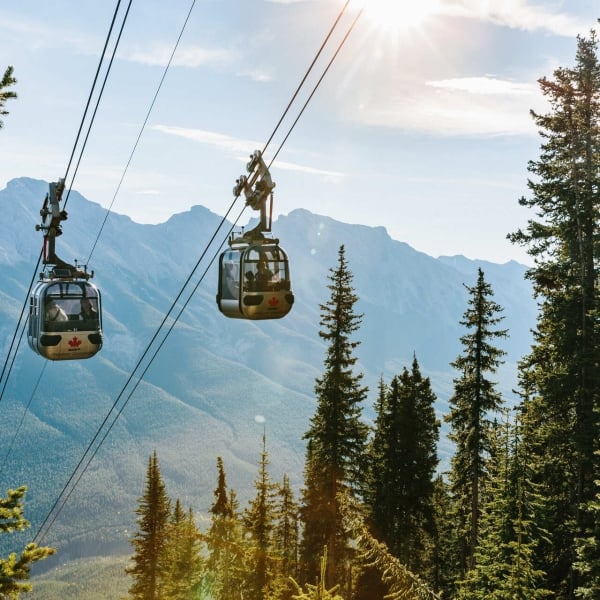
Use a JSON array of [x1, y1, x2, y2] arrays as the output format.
[[216, 150, 294, 320], [27, 179, 103, 360]]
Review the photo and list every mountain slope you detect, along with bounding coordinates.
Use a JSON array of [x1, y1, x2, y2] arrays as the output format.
[[0, 178, 536, 565]]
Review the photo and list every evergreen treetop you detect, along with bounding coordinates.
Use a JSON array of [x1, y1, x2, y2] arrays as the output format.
[[0, 66, 17, 129]]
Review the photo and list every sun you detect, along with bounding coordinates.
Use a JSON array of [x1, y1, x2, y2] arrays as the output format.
[[352, 0, 439, 33]]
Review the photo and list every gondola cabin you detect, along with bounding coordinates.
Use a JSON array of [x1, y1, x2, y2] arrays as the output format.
[[28, 278, 103, 360], [217, 243, 294, 319]]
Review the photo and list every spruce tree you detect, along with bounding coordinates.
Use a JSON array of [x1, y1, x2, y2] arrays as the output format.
[[290, 547, 344, 600], [163, 499, 203, 600], [0, 66, 17, 129], [367, 357, 440, 579], [243, 432, 279, 599], [204, 457, 246, 600], [271, 473, 299, 599], [0, 486, 55, 599], [430, 475, 457, 597], [126, 451, 171, 600], [575, 475, 600, 599], [339, 490, 442, 600], [457, 411, 550, 600], [353, 378, 390, 600], [300, 245, 369, 593], [508, 31, 600, 598], [444, 268, 507, 576]]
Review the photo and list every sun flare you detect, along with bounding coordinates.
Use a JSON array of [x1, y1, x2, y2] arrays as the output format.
[[353, 0, 439, 33]]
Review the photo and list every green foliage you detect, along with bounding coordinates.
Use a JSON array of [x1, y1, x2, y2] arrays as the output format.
[[574, 474, 600, 599], [366, 357, 440, 579], [243, 433, 280, 600], [340, 492, 442, 600], [508, 30, 600, 596], [429, 475, 458, 596], [204, 458, 246, 600], [445, 268, 507, 575], [0, 66, 17, 128], [290, 547, 344, 600], [0, 486, 55, 599], [301, 245, 369, 591], [456, 411, 551, 600], [273, 474, 299, 582], [162, 500, 203, 599], [125, 451, 171, 599]]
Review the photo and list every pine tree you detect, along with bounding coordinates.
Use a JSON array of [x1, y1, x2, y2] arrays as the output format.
[[163, 499, 203, 600], [444, 268, 508, 576], [290, 547, 344, 600], [275, 474, 299, 577], [299, 441, 328, 584], [508, 31, 600, 598], [270, 473, 299, 599], [339, 490, 442, 600], [430, 475, 457, 597], [126, 451, 171, 600], [0, 486, 55, 599], [0, 66, 17, 129], [457, 411, 551, 600], [204, 457, 246, 600], [353, 378, 389, 600], [575, 473, 600, 599], [364, 376, 389, 516], [244, 432, 279, 600], [300, 245, 369, 593], [367, 357, 440, 579]]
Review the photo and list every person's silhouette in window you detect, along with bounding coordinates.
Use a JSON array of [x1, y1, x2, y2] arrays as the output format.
[[79, 298, 98, 322], [45, 299, 68, 324], [255, 260, 273, 290]]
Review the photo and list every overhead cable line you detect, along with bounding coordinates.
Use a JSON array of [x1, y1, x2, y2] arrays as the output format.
[[34, 2, 363, 544], [88, 0, 197, 264], [3, 3, 134, 419], [263, 0, 351, 151], [63, 0, 134, 210], [269, 8, 363, 166], [35, 201, 245, 545], [0, 259, 42, 399], [0, 320, 30, 419], [63, 0, 127, 189], [0, 0, 131, 401], [0, 347, 46, 474]]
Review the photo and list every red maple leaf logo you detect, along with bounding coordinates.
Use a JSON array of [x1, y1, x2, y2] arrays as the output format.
[[268, 296, 279, 307], [68, 336, 82, 348]]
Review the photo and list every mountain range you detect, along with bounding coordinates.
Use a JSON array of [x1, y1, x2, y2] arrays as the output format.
[[0, 177, 536, 568]]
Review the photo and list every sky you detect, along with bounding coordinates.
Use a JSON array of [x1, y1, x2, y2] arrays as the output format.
[[0, 0, 598, 266]]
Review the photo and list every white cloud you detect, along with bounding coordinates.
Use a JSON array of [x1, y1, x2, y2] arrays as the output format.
[[135, 189, 161, 196], [427, 76, 537, 96], [438, 0, 591, 36], [0, 13, 97, 54], [272, 159, 344, 179], [354, 75, 548, 136], [151, 125, 345, 177], [238, 68, 273, 83], [152, 125, 261, 153], [120, 43, 236, 68]]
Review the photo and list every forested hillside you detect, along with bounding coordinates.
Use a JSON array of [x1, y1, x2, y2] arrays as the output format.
[[0, 176, 535, 574], [1, 0, 599, 596]]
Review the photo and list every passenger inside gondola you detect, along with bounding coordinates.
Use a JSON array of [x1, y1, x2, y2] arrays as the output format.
[[79, 298, 98, 321], [45, 298, 68, 323], [255, 259, 273, 289]]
